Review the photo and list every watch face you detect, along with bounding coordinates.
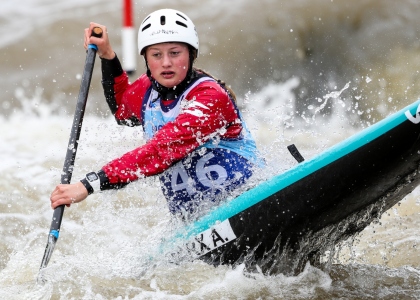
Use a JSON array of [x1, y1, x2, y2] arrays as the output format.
[[87, 172, 99, 182]]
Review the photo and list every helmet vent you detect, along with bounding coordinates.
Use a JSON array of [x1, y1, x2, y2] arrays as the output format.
[[141, 23, 151, 32], [176, 13, 187, 21], [142, 16, 151, 24], [160, 16, 166, 25], [176, 21, 187, 28]]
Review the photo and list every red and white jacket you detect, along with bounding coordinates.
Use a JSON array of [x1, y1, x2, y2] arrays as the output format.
[[93, 55, 250, 191]]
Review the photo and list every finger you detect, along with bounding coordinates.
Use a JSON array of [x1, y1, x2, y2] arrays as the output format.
[[50, 187, 61, 202], [51, 184, 66, 197], [89, 22, 106, 37], [90, 33, 106, 49], [50, 195, 62, 208], [51, 198, 70, 209], [84, 22, 102, 48], [51, 198, 62, 209], [84, 28, 90, 49], [50, 185, 67, 204]]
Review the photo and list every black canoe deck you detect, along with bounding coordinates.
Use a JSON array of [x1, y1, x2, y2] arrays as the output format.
[[162, 100, 420, 274]]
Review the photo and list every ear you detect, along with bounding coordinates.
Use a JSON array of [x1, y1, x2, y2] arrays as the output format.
[[191, 49, 197, 59], [188, 46, 197, 66]]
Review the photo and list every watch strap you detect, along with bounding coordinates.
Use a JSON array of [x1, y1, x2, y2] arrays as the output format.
[[80, 178, 94, 195], [81, 172, 101, 194]]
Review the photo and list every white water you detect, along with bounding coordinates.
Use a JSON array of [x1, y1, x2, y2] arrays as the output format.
[[1, 77, 420, 299], [1, 0, 420, 299]]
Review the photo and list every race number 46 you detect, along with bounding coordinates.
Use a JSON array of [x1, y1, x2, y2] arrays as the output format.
[[171, 152, 228, 195]]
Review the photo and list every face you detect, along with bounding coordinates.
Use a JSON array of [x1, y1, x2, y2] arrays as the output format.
[[145, 42, 190, 88]]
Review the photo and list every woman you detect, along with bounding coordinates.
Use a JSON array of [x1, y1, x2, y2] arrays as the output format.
[[50, 9, 262, 219]]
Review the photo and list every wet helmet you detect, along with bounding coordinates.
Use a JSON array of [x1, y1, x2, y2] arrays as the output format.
[[138, 9, 199, 57]]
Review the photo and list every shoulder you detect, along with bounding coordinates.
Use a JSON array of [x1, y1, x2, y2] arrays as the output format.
[[130, 73, 152, 92], [186, 78, 229, 100], [114, 73, 151, 121]]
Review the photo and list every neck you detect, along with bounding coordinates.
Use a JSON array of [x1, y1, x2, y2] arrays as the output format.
[[151, 69, 196, 100]]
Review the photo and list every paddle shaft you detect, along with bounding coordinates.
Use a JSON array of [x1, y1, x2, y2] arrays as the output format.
[[39, 27, 102, 270]]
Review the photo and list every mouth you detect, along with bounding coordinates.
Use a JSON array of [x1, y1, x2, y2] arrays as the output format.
[[161, 71, 175, 79]]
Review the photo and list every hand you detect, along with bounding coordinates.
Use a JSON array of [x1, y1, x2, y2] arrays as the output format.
[[50, 182, 89, 209], [84, 22, 116, 60]]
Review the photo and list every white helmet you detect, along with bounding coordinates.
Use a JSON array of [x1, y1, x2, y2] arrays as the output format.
[[138, 9, 199, 57]]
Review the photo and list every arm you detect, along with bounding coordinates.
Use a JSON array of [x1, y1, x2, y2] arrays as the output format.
[[101, 60, 150, 126], [50, 82, 242, 207], [85, 22, 149, 126]]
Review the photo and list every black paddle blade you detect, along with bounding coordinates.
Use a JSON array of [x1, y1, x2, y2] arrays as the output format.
[[39, 206, 64, 274], [37, 233, 58, 284]]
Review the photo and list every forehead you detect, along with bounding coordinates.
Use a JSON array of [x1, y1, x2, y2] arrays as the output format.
[[146, 42, 188, 52]]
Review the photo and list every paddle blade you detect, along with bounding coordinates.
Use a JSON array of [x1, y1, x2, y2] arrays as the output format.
[[39, 232, 58, 271]]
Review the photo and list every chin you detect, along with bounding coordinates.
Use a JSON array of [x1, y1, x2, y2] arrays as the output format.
[[161, 80, 180, 89]]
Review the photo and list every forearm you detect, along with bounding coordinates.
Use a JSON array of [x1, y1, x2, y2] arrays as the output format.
[[101, 55, 126, 114], [100, 55, 145, 126]]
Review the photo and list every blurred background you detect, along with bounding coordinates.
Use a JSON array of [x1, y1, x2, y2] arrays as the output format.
[[2, 0, 420, 120]]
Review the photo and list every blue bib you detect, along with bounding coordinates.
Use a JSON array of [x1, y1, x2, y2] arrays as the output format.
[[142, 77, 262, 215]]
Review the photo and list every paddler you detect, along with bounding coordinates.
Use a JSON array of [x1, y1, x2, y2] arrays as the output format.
[[50, 8, 263, 219]]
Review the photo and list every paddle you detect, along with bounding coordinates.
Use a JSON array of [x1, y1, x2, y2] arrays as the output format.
[[38, 27, 103, 276]]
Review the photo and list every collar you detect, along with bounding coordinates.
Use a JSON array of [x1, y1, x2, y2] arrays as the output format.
[[150, 69, 198, 101]]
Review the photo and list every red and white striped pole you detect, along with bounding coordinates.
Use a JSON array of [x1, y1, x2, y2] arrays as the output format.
[[122, 0, 136, 75]]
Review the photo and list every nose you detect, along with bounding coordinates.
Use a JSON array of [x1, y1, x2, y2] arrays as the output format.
[[161, 53, 172, 67]]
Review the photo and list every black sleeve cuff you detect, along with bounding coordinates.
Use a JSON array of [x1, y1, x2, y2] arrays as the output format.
[[101, 54, 124, 80], [97, 170, 111, 190], [97, 169, 129, 190]]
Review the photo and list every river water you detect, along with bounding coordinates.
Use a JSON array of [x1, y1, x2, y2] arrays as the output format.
[[1, 0, 420, 299]]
